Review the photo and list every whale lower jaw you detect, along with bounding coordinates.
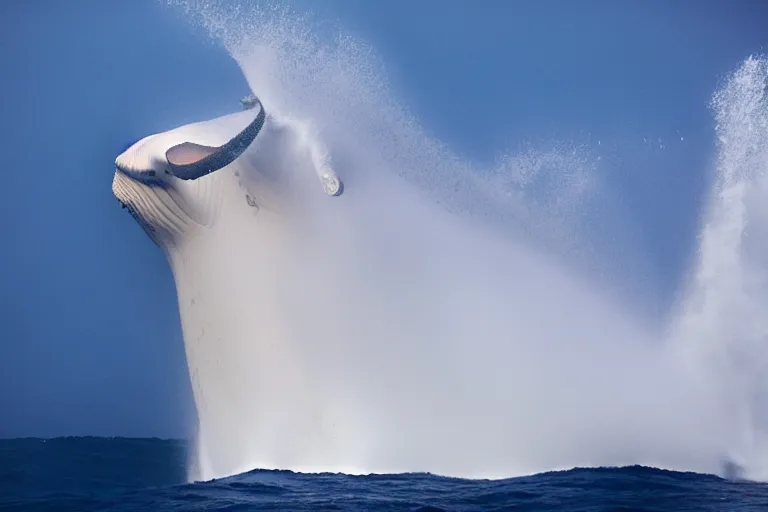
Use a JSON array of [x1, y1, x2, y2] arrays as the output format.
[[112, 170, 222, 250]]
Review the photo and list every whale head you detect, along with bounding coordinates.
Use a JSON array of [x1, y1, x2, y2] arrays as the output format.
[[112, 95, 343, 249]]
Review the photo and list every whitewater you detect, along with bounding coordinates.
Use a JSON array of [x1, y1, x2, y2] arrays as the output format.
[[120, 1, 768, 483]]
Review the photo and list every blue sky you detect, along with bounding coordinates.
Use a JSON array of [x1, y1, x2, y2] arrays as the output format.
[[0, 0, 765, 438]]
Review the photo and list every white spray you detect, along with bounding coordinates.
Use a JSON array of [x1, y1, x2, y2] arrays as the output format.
[[151, 1, 768, 482], [668, 55, 768, 480]]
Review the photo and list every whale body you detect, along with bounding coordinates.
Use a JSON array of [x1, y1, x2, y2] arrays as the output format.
[[112, 97, 347, 479]]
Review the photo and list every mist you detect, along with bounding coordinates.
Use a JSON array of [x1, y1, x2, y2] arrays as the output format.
[[157, 1, 768, 482]]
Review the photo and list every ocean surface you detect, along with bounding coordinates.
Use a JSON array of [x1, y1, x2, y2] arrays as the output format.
[[2, 438, 768, 511]]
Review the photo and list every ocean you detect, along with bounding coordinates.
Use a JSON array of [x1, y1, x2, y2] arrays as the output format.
[[2, 437, 767, 511]]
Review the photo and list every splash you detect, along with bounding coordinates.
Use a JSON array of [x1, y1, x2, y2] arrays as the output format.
[[668, 55, 768, 480], [148, 1, 768, 483]]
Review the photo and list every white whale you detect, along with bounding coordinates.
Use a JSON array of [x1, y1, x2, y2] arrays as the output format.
[[112, 96, 347, 479]]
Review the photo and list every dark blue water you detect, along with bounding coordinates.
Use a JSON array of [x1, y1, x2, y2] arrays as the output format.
[[2, 438, 767, 511]]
